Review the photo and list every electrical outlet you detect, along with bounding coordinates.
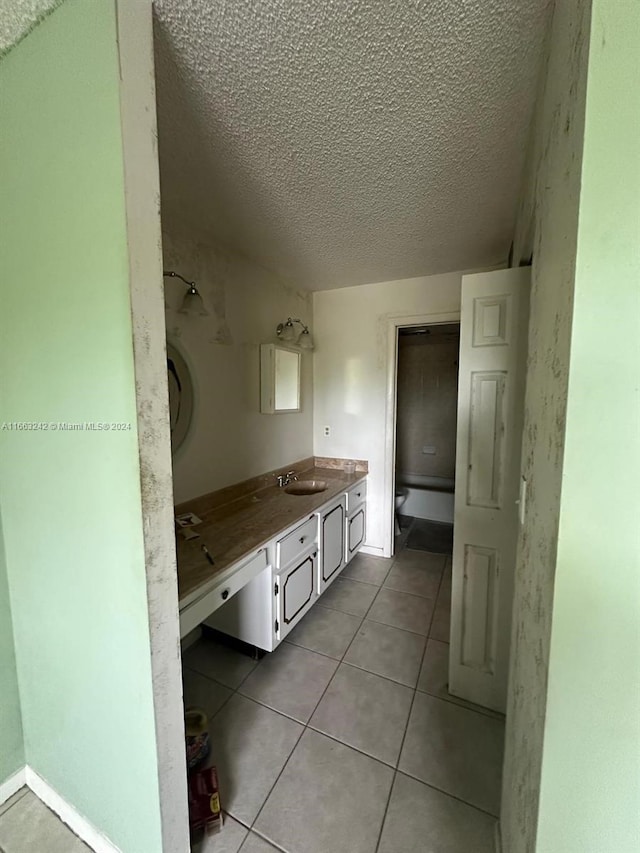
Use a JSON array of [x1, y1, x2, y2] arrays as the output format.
[[324, 425, 331, 437]]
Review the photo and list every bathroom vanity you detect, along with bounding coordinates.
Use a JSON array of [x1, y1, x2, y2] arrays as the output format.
[[176, 460, 367, 652]]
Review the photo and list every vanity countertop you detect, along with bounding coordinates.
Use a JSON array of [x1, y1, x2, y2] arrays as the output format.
[[176, 466, 367, 605]]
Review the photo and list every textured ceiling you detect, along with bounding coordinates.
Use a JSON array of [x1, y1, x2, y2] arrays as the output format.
[[0, 0, 59, 55], [2, 1, 553, 289], [154, 0, 552, 289]]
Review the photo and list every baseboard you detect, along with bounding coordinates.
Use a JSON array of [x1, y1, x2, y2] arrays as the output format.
[[494, 819, 502, 853], [0, 767, 26, 807], [25, 767, 121, 853], [359, 545, 388, 558]]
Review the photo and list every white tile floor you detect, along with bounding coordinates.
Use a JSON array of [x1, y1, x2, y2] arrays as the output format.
[[0, 543, 504, 853], [0, 788, 90, 853], [184, 545, 505, 853]]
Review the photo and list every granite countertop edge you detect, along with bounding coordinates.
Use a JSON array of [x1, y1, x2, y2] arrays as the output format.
[[177, 466, 367, 606]]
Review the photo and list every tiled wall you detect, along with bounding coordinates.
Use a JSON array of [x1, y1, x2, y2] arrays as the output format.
[[395, 332, 459, 479]]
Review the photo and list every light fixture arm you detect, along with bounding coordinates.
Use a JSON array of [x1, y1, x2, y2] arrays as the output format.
[[163, 269, 209, 317], [275, 317, 314, 350], [163, 270, 197, 293], [276, 318, 310, 337]]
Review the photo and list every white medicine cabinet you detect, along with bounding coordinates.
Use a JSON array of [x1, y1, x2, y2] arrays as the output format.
[[260, 343, 301, 413]]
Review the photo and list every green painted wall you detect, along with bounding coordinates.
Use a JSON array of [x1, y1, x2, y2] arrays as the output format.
[[0, 515, 24, 784], [536, 1, 640, 850], [0, 2, 163, 850]]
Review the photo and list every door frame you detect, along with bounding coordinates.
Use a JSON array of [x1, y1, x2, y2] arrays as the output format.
[[382, 311, 461, 557]]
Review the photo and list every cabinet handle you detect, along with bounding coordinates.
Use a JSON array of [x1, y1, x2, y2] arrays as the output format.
[[299, 536, 306, 543], [221, 589, 230, 601], [356, 492, 361, 497]]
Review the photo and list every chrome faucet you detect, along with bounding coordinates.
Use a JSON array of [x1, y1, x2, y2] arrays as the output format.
[[276, 470, 298, 487]]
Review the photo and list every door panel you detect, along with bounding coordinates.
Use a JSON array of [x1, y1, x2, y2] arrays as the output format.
[[450, 267, 530, 712], [276, 551, 317, 640], [346, 506, 366, 561], [319, 499, 346, 594]]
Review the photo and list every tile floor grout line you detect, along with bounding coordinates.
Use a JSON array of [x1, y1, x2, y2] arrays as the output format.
[[245, 718, 306, 837], [242, 826, 288, 853], [332, 657, 419, 690], [395, 767, 501, 819], [371, 540, 434, 853], [0, 787, 29, 820], [338, 607, 372, 663], [381, 586, 442, 602], [335, 657, 422, 690], [391, 548, 445, 767], [239, 596, 369, 840], [191, 541, 474, 850], [240, 584, 386, 832], [282, 638, 342, 663], [414, 683, 505, 721], [374, 770, 396, 853], [364, 612, 436, 639], [244, 594, 403, 848], [244, 620, 356, 843], [303, 723, 401, 770], [186, 674, 237, 720], [327, 575, 384, 588]]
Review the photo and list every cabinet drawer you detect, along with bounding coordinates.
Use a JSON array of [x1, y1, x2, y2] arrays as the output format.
[[346, 480, 366, 512], [179, 549, 268, 638], [276, 515, 318, 570]]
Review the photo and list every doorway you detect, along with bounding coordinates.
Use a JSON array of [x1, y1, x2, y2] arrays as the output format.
[[393, 322, 461, 561], [382, 311, 460, 560]]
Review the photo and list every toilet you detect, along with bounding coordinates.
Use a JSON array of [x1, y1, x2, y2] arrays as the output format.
[[394, 488, 408, 535]]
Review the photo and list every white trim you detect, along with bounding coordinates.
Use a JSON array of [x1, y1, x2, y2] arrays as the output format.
[[115, 2, 189, 851], [24, 767, 121, 852], [359, 544, 386, 558], [0, 767, 26, 807], [382, 311, 461, 556]]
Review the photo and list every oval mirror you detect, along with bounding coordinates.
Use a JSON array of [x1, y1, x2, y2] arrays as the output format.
[[167, 341, 194, 454]]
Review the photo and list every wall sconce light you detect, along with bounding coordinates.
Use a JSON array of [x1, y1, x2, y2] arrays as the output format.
[[163, 270, 209, 316], [276, 317, 314, 350]]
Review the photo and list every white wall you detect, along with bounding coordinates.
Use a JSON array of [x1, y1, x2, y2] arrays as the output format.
[[313, 273, 462, 554], [163, 230, 314, 504]]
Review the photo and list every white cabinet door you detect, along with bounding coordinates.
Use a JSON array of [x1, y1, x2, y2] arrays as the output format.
[[346, 505, 366, 562], [318, 498, 346, 594], [275, 550, 317, 640], [449, 267, 530, 713]]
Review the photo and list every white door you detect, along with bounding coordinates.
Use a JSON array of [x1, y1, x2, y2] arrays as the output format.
[[449, 267, 530, 712], [319, 498, 346, 594]]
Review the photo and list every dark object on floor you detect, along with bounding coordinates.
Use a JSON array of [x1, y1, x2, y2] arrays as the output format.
[[201, 624, 266, 660], [189, 766, 222, 839], [406, 518, 454, 554], [185, 707, 210, 771]]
